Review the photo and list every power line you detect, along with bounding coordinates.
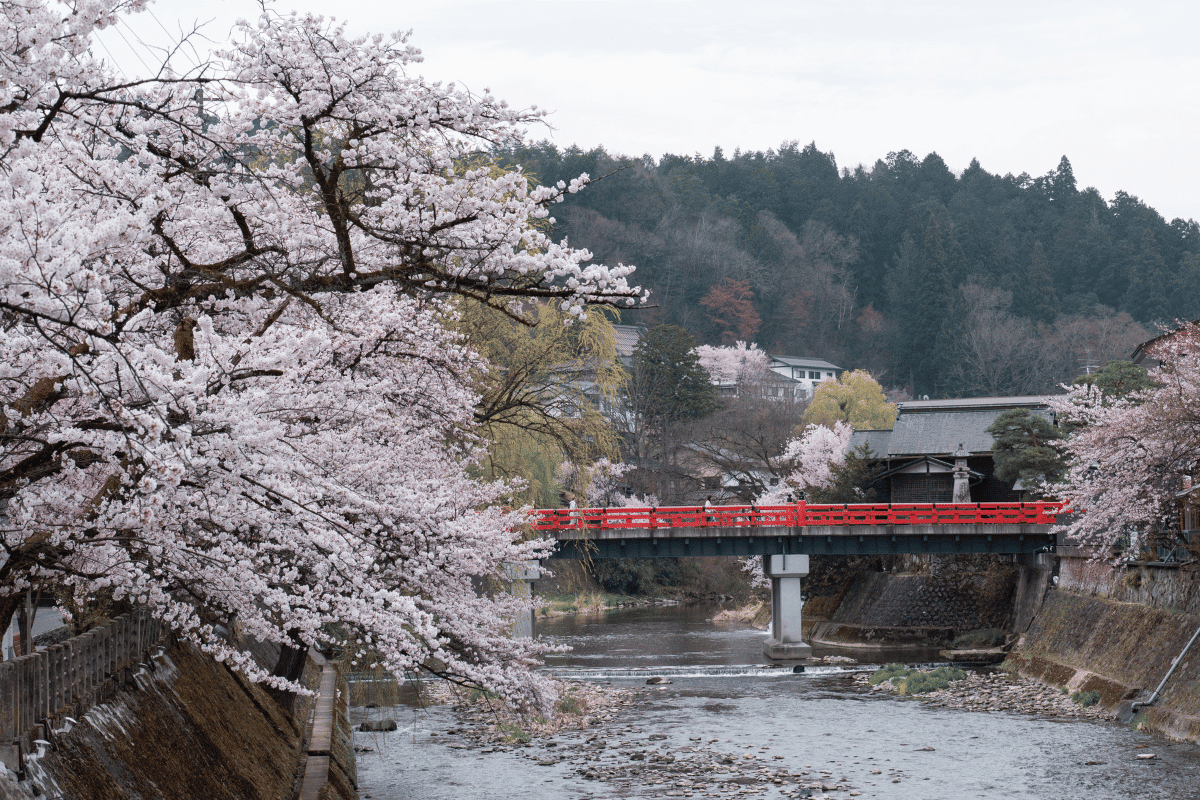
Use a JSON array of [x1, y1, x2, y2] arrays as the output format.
[[145, 8, 201, 72], [91, 30, 130, 82], [111, 20, 153, 76], [120, 17, 175, 74]]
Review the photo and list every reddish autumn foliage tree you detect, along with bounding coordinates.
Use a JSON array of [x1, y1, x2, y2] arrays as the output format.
[[699, 279, 762, 343]]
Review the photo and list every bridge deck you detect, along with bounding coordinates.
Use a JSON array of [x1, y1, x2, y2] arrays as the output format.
[[533, 502, 1061, 559]]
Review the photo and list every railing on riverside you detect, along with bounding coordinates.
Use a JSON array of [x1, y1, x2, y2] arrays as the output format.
[[0, 608, 163, 748], [529, 501, 1065, 532]]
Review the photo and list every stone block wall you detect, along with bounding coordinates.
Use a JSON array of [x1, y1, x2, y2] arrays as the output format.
[[1058, 549, 1200, 614], [829, 561, 1019, 632]]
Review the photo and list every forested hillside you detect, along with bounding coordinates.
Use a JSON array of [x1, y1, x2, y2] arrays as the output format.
[[498, 143, 1195, 398]]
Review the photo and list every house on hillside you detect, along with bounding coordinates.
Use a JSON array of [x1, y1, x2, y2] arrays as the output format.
[[848, 396, 1060, 503], [696, 350, 841, 403], [766, 355, 841, 400], [712, 366, 813, 402]]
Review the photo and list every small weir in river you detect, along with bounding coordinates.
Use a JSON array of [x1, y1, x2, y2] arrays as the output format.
[[354, 604, 1200, 800]]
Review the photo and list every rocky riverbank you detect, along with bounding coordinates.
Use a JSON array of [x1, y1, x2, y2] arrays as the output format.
[[709, 602, 768, 626], [360, 680, 864, 799], [858, 669, 1111, 721], [421, 678, 637, 739]]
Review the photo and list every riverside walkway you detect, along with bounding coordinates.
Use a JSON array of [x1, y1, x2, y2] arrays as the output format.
[[530, 501, 1062, 559]]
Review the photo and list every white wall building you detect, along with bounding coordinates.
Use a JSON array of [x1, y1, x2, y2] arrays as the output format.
[[766, 355, 841, 399]]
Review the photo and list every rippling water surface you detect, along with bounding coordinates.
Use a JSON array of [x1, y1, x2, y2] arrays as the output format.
[[354, 604, 1200, 799]]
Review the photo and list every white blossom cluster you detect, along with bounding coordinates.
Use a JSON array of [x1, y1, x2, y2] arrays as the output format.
[[694, 341, 770, 386], [759, 421, 853, 503], [0, 1, 645, 709]]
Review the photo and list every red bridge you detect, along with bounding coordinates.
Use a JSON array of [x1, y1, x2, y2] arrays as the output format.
[[531, 501, 1063, 559]]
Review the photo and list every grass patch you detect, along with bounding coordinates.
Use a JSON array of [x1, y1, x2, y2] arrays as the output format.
[[869, 663, 967, 695], [467, 687, 500, 703], [556, 694, 583, 715], [497, 722, 530, 744], [1071, 689, 1101, 708], [868, 663, 911, 686]]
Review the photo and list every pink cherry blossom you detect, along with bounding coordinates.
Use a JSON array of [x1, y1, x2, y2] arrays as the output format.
[[0, 2, 644, 710]]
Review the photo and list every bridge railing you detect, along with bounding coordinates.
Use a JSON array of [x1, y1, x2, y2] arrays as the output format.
[[529, 501, 1064, 532]]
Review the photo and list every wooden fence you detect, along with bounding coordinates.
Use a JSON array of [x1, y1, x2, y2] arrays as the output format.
[[0, 608, 163, 748]]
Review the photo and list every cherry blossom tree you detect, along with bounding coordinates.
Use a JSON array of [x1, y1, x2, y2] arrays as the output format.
[[1052, 322, 1200, 555], [756, 421, 852, 504], [555, 457, 633, 507], [694, 341, 770, 387], [0, 1, 643, 708]]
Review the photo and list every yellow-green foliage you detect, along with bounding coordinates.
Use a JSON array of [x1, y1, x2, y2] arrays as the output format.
[[456, 299, 625, 507], [802, 369, 897, 431]]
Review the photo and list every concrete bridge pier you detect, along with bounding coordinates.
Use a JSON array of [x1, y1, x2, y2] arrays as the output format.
[[763, 554, 812, 660], [505, 561, 540, 638]]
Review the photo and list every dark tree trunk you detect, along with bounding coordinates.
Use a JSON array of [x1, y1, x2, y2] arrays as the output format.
[[267, 628, 309, 714]]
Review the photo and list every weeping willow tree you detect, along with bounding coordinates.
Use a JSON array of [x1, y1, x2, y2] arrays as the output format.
[[457, 299, 626, 507]]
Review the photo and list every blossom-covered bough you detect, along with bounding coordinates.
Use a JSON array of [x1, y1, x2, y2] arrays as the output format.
[[757, 421, 853, 505], [1052, 323, 1200, 557], [0, 0, 642, 709]]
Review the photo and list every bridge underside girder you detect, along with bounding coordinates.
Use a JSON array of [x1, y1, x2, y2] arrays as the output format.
[[546, 524, 1056, 559]]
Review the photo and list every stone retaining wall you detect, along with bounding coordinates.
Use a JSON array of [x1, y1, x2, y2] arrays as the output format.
[[828, 565, 1018, 631], [801, 555, 1030, 647], [1058, 549, 1200, 614]]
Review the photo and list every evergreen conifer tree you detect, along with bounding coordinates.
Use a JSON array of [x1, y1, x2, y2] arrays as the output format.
[[986, 409, 1067, 488]]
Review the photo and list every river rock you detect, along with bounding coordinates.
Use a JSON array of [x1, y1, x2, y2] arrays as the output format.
[[646, 676, 672, 685], [359, 719, 398, 732]]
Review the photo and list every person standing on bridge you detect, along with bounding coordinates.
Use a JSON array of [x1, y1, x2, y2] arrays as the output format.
[[704, 495, 714, 525]]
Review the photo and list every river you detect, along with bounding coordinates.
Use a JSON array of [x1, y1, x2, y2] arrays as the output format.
[[353, 604, 1200, 799]]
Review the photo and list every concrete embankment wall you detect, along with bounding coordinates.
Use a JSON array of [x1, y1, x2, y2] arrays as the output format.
[[1, 634, 356, 800], [1005, 553, 1200, 742], [1011, 589, 1200, 741]]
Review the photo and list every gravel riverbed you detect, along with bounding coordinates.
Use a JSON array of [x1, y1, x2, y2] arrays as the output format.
[[358, 668, 1118, 799], [371, 681, 863, 798], [859, 669, 1111, 720]]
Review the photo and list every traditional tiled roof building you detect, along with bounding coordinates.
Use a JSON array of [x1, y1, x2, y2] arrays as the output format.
[[849, 396, 1059, 503]]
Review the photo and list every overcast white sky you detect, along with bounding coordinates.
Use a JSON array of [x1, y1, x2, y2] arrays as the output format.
[[103, 0, 1200, 221]]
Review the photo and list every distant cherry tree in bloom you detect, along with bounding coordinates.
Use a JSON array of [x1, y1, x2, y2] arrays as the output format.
[[694, 341, 771, 386], [755, 421, 852, 505], [1052, 322, 1200, 555], [0, 0, 643, 708], [555, 458, 633, 507]]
